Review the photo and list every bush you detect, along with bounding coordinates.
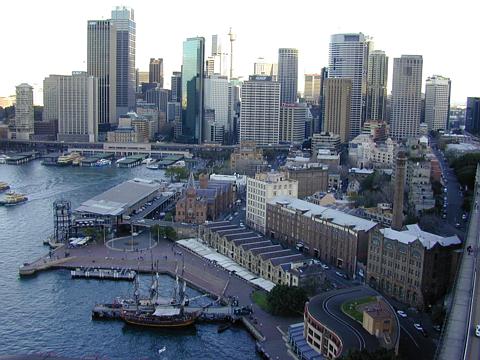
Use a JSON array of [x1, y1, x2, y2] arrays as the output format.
[[266, 285, 308, 316]]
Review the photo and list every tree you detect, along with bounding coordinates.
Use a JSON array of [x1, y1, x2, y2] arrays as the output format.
[[150, 225, 166, 240], [165, 227, 177, 240], [165, 167, 189, 181], [266, 285, 308, 316]]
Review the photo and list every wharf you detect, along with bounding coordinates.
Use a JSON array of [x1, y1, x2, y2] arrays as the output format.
[[71, 267, 136, 281], [116, 155, 144, 168]]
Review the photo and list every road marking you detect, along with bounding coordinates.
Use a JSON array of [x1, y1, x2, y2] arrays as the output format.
[[400, 324, 419, 348]]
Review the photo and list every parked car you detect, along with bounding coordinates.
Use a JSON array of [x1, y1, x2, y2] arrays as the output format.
[[475, 324, 480, 337], [433, 325, 441, 332], [396, 310, 407, 318], [335, 271, 347, 279], [455, 223, 461, 228], [321, 264, 330, 270], [414, 323, 423, 331]]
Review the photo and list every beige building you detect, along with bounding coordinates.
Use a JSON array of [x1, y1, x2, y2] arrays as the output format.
[[362, 300, 394, 338], [323, 78, 352, 144], [304, 74, 322, 104], [312, 132, 342, 154], [246, 172, 298, 234], [230, 141, 267, 176], [285, 163, 329, 198], [367, 225, 461, 309]]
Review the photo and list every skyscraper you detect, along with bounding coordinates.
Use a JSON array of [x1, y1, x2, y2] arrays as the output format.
[[180, 37, 205, 143], [328, 33, 369, 140], [11, 83, 34, 140], [390, 55, 423, 140], [87, 19, 117, 126], [170, 71, 182, 103], [279, 104, 306, 143], [304, 74, 321, 104], [253, 58, 278, 80], [240, 75, 280, 146], [205, 57, 215, 77], [323, 78, 352, 144], [43, 75, 61, 122], [204, 75, 229, 139], [466, 97, 480, 134], [278, 48, 298, 104], [149, 58, 163, 87], [425, 75, 451, 131], [111, 6, 136, 116], [52, 72, 99, 142], [366, 50, 388, 121]]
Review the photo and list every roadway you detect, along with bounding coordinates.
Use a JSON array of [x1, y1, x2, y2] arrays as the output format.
[[438, 166, 480, 360]]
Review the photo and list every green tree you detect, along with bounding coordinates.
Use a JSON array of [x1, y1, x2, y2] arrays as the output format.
[[266, 285, 308, 316], [165, 167, 189, 181], [165, 227, 177, 240], [150, 225, 166, 240]]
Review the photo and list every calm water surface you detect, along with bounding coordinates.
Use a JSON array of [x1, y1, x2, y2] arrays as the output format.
[[0, 161, 258, 359]]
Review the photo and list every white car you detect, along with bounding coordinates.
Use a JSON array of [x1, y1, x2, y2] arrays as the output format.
[[335, 271, 347, 279], [476, 325, 480, 337], [132, 232, 138, 237], [321, 264, 330, 270], [414, 323, 423, 331], [396, 310, 407, 318]]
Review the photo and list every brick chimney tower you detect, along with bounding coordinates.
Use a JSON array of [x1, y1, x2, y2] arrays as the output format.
[[392, 150, 407, 230], [199, 173, 209, 189]]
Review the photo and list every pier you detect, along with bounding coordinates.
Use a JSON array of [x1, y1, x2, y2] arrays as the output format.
[[71, 267, 136, 281], [19, 239, 301, 359]]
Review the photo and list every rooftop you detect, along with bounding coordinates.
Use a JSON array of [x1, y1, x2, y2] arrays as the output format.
[[75, 178, 161, 216], [269, 196, 377, 232], [380, 224, 461, 250]]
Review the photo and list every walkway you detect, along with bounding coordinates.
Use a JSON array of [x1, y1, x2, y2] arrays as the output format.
[[438, 165, 480, 360]]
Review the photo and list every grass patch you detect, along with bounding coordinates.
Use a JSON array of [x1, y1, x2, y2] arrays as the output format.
[[341, 296, 376, 322], [252, 290, 270, 312]]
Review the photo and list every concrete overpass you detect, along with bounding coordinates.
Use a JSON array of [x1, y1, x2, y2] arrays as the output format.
[[437, 165, 480, 360]]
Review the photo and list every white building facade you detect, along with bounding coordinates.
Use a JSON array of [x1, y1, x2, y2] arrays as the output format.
[[425, 75, 451, 132], [11, 83, 34, 140]]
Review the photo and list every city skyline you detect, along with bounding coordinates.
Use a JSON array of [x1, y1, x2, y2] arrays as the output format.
[[0, 0, 477, 105]]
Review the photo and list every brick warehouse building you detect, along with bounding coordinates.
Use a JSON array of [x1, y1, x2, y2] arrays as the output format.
[[266, 195, 377, 278]]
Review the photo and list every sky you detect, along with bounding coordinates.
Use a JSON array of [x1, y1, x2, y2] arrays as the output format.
[[0, 0, 478, 105]]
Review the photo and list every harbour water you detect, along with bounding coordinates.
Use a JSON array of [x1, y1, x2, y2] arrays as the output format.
[[0, 162, 258, 359]]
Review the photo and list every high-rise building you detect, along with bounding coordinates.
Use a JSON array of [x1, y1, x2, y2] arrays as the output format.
[[87, 19, 117, 126], [304, 74, 321, 104], [11, 83, 34, 140], [149, 58, 163, 87], [323, 78, 352, 144], [171, 71, 182, 103], [211, 34, 221, 56], [135, 69, 149, 92], [279, 104, 306, 143], [111, 6, 136, 116], [205, 57, 216, 77], [240, 75, 280, 146], [278, 48, 298, 104], [52, 72, 99, 142], [466, 97, 480, 134], [227, 81, 241, 144], [253, 58, 278, 80], [366, 50, 388, 121], [425, 75, 451, 132], [390, 55, 423, 140], [328, 33, 369, 140], [204, 75, 229, 140], [146, 87, 170, 116], [43, 75, 62, 122], [180, 37, 205, 143]]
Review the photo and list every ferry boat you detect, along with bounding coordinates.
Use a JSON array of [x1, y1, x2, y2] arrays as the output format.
[[95, 159, 112, 167], [142, 157, 155, 165], [0, 191, 28, 206], [0, 182, 10, 192], [146, 161, 159, 170], [57, 152, 81, 166], [0, 155, 9, 164]]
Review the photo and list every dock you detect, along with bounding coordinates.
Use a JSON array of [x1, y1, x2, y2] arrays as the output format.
[[116, 155, 145, 168], [71, 267, 136, 281]]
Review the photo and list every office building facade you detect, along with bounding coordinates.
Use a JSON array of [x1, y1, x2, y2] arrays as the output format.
[[390, 55, 423, 140], [180, 37, 205, 143], [11, 83, 34, 140], [149, 58, 163, 87], [279, 104, 306, 143], [87, 19, 117, 126], [111, 6, 136, 117], [466, 97, 480, 134], [240, 76, 280, 146], [323, 78, 352, 144], [425, 75, 451, 132], [304, 74, 321, 104], [278, 48, 299, 104], [328, 33, 369, 140], [204, 75, 229, 139], [366, 50, 388, 121]]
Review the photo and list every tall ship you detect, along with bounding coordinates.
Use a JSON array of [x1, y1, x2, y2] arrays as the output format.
[[0, 182, 10, 192], [0, 191, 28, 206]]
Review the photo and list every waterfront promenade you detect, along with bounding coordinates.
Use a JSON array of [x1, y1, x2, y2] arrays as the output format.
[[19, 237, 300, 360]]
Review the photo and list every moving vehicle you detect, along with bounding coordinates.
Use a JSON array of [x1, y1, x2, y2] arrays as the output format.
[[475, 324, 480, 337], [396, 310, 407, 318], [0, 191, 28, 206], [414, 323, 423, 331], [335, 271, 347, 279]]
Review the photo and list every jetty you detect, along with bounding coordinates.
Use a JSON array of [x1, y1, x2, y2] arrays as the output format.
[[71, 267, 136, 281]]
